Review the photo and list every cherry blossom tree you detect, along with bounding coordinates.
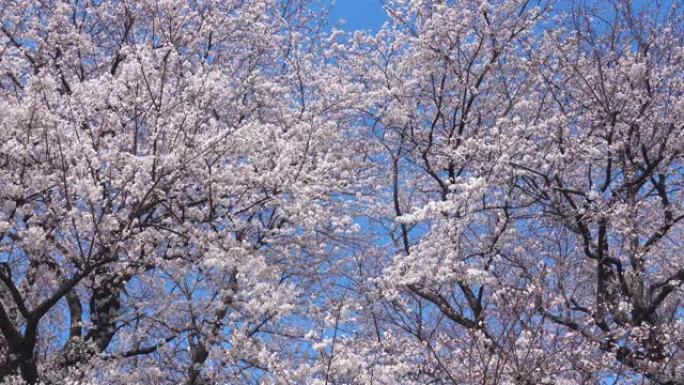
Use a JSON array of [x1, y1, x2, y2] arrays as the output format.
[[317, 1, 684, 384], [2, 0, 684, 384], [0, 0, 363, 384]]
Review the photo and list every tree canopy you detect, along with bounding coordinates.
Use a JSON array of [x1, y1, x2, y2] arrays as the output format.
[[0, 0, 683, 384]]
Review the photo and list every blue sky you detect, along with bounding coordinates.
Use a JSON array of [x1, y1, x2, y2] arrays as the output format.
[[327, 0, 386, 32]]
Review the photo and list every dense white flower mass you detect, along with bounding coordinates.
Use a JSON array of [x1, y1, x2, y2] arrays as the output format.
[[0, 0, 683, 384]]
